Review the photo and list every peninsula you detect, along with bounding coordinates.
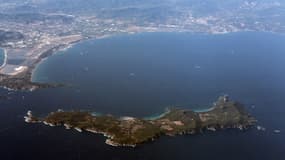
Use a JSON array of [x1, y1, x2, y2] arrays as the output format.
[[0, 35, 83, 91], [25, 96, 257, 147]]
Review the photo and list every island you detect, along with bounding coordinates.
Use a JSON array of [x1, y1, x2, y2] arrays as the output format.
[[25, 95, 257, 147]]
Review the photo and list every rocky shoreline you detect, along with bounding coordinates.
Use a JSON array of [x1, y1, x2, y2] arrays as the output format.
[[24, 96, 257, 147]]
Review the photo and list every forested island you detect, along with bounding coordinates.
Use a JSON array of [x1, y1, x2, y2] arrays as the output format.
[[25, 96, 257, 147]]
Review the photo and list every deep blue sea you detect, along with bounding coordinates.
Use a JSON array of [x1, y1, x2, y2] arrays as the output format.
[[1, 32, 285, 160]]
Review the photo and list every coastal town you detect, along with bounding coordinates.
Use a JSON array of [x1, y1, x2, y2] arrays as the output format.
[[0, 0, 285, 90]]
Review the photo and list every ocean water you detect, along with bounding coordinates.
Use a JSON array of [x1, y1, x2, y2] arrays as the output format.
[[1, 32, 285, 160], [0, 48, 5, 66]]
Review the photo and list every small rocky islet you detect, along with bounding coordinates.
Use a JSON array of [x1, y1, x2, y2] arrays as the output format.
[[25, 95, 257, 147]]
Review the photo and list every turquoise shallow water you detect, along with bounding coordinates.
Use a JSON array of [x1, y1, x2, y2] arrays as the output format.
[[0, 48, 5, 66], [143, 109, 171, 120], [1, 32, 285, 160]]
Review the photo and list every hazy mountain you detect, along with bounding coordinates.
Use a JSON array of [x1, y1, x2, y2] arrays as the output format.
[[1, 0, 284, 14]]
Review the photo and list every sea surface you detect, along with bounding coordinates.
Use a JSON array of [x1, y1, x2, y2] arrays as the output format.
[[0, 48, 5, 66], [1, 32, 285, 160]]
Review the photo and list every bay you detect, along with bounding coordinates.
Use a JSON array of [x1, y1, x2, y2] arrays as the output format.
[[1, 32, 285, 160]]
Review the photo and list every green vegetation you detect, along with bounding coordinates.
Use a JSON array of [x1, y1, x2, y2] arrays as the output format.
[[27, 96, 256, 147]]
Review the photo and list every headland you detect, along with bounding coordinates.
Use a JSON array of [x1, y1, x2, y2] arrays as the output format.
[[0, 35, 83, 91]]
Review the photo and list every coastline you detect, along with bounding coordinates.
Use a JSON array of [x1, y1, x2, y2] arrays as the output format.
[[194, 107, 215, 113], [30, 40, 82, 82], [0, 31, 212, 91], [0, 48, 7, 69], [144, 108, 171, 120], [0, 36, 84, 91], [1, 31, 284, 91], [1, 32, 135, 91], [24, 96, 257, 147]]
